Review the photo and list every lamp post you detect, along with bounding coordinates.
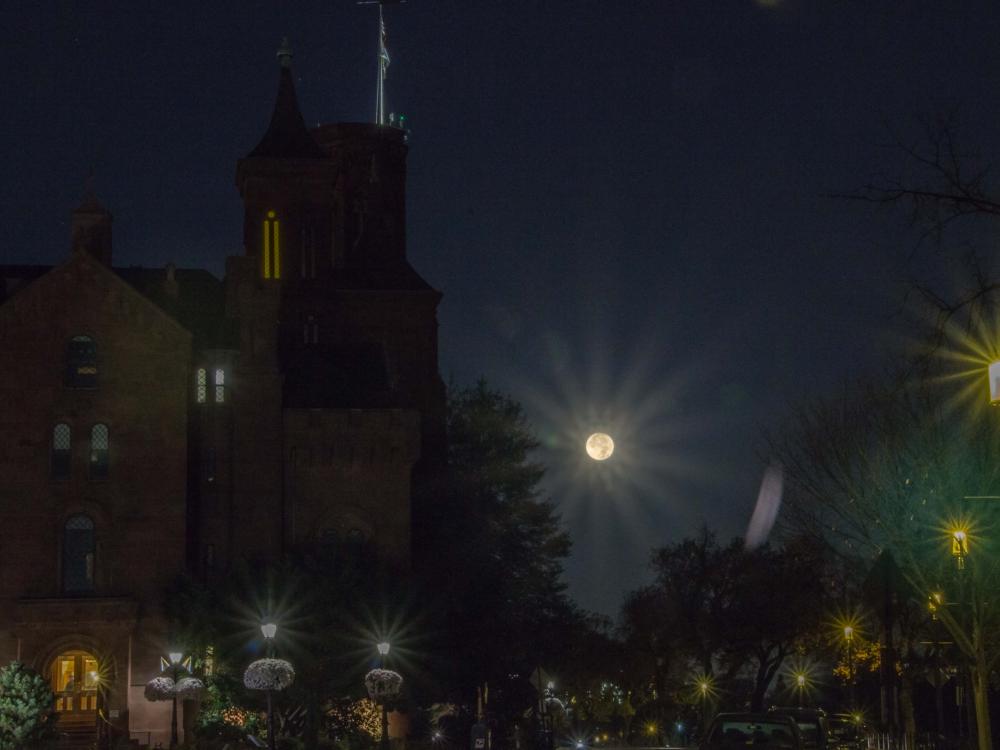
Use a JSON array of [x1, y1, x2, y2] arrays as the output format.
[[843, 626, 855, 708], [951, 529, 969, 570], [242, 622, 295, 750], [144, 650, 204, 750], [262, 623, 278, 750], [165, 651, 186, 748], [795, 673, 806, 708], [365, 642, 402, 750], [698, 679, 711, 736], [378, 642, 390, 750]]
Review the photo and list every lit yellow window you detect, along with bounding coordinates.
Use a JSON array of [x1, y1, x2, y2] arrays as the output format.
[[262, 210, 281, 279]]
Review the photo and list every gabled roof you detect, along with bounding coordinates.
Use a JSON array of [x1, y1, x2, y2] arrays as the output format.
[[115, 267, 236, 350], [247, 63, 326, 160]]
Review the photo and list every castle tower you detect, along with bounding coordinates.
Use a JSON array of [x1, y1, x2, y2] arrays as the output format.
[[221, 42, 446, 565]]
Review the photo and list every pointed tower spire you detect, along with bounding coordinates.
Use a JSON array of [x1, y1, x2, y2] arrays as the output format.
[[246, 39, 325, 159]]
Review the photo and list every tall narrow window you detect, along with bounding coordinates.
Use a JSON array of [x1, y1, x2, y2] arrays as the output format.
[[52, 423, 71, 479], [303, 315, 319, 345], [89, 424, 109, 479], [301, 226, 317, 278], [196, 368, 207, 403], [63, 514, 95, 593], [66, 336, 97, 388], [262, 210, 280, 279], [214, 368, 226, 403]]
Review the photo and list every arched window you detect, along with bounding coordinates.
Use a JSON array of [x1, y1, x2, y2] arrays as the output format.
[[51, 423, 71, 479], [196, 368, 207, 403], [89, 424, 109, 479], [63, 514, 95, 593], [262, 210, 281, 279], [66, 336, 97, 388]]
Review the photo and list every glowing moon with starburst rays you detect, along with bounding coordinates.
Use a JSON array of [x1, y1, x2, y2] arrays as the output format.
[[585, 432, 614, 461]]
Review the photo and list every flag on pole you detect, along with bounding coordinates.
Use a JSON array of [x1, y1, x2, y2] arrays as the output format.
[[380, 13, 391, 80]]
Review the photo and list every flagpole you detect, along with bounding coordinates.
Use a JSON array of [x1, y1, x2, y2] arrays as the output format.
[[376, 3, 383, 125]]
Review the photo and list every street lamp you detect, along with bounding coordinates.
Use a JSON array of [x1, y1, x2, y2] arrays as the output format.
[[951, 529, 969, 570], [244, 622, 295, 750], [988, 360, 1000, 405], [262, 623, 278, 750], [162, 651, 189, 748], [843, 625, 855, 708], [365, 642, 402, 750], [694, 674, 714, 736], [794, 672, 807, 708]]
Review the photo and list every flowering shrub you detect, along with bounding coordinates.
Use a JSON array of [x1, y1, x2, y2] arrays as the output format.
[[144, 677, 176, 702], [364, 669, 403, 703], [175, 677, 206, 699], [243, 659, 295, 691], [0, 662, 57, 750]]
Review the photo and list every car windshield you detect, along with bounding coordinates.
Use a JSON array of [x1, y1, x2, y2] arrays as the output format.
[[709, 720, 797, 748]]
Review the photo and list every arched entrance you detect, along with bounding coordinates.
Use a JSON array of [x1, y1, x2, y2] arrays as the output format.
[[50, 650, 100, 721]]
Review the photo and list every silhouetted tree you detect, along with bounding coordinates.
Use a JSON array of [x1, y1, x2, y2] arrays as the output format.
[[771, 376, 1000, 750], [419, 381, 577, 733], [621, 531, 829, 713]]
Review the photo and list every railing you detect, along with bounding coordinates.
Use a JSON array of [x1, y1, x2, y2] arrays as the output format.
[[867, 732, 968, 750]]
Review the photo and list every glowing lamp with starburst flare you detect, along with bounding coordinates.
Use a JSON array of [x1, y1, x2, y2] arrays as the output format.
[[952, 528, 969, 569], [990, 361, 1000, 405]]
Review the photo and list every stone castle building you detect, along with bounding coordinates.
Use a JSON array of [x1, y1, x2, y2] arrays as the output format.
[[0, 44, 444, 747]]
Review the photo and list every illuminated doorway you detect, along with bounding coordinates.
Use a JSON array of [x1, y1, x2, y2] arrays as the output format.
[[51, 650, 99, 719]]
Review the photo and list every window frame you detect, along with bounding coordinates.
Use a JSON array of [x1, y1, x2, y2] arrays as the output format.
[[88, 423, 109, 480], [65, 335, 98, 389], [51, 423, 72, 480], [62, 514, 96, 594]]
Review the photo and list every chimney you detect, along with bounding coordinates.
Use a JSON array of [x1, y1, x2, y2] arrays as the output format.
[[71, 193, 113, 266]]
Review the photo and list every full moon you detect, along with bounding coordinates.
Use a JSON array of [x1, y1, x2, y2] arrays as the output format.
[[586, 433, 614, 461]]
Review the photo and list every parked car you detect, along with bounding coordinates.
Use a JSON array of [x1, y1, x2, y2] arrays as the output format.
[[766, 707, 829, 749], [826, 714, 866, 750], [701, 712, 803, 749]]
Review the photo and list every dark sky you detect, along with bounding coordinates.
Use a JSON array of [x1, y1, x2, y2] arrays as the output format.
[[3, 1, 1000, 615]]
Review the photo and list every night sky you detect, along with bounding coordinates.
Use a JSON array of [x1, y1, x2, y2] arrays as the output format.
[[3, 1, 1000, 615]]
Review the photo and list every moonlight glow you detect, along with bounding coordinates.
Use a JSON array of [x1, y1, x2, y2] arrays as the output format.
[[586, 433, 614, 461]]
